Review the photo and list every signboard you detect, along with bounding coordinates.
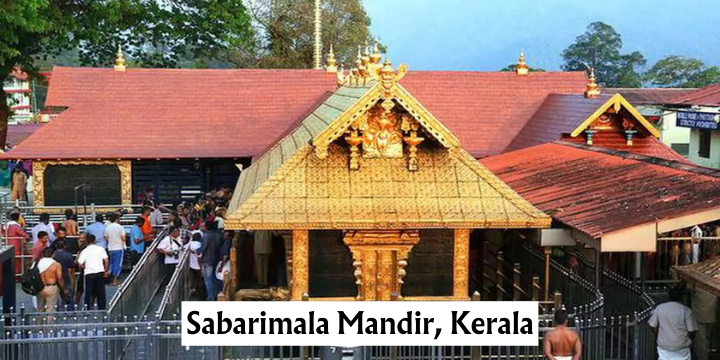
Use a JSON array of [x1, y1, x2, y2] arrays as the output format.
[[676, 111, 720, 130]]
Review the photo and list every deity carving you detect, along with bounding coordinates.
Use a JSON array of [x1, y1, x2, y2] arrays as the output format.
[[358, 102, 404, 158], [345, 100, 425, 171]]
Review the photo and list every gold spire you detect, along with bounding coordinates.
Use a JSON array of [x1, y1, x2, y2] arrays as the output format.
[[516, 51, 529, 76], [584, 67, 600, 98], [355, 46, 363, 68], [380, 57, 394, 76], [114, 45, 126, 72], [325, 44, 338, 73], [361, 41, 371, 66], [370, 40, 382, 64]]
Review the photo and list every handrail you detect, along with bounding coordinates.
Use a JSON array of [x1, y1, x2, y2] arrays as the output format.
[[155, 245, 191, 320], [107, 227, 169, 319], [521, 242, 605, 317], [565, 248, 655, 318]]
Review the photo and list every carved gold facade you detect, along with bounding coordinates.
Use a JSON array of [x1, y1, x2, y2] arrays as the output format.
[[32, 160, 132, 213], [343, 230, 419, 301]]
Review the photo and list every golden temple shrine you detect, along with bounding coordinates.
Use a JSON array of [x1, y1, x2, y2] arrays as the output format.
[[226, 54, 551, 301]]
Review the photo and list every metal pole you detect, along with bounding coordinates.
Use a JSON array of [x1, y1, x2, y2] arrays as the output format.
[[595, 247, 601, 290], [544, 248, 551, 301]]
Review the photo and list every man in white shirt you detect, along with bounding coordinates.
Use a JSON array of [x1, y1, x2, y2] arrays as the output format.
[[104, 213, 126, 286], [157, 226, 186, 267], [690, 225, 703, 264], [77, 234, 109, 310], [189, 231, 204, 298], [649, 287, 698, 360], [31, 213, 56, 244]]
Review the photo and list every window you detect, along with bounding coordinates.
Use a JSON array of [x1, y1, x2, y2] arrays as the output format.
[[671, 143, 690, 157], [699, 130, 711, 159]]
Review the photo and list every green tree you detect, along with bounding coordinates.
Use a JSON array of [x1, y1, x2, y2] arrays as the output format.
[[1, 0, 254, 146], [561, 21, 646, 87], [499, 64, 545, 72], [241, 0, 382, 69], [644, 55, 720, 88]]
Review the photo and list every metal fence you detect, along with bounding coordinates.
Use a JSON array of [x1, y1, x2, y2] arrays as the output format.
[[517, 242, 604, 318], [0, 318, 220, 360]]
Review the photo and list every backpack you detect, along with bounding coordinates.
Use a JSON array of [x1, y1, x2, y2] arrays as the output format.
[[21, 262, 45, 295]]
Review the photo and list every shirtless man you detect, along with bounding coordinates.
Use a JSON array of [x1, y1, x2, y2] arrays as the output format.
[[544, 309, 582, 360], [36, 248, 68, 312]]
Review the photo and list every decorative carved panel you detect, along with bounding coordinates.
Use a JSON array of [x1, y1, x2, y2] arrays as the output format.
[[32, 160, 132, 212]]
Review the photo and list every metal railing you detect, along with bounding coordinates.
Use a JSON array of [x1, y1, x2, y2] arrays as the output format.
[[0, 319, 220, 360], [156, 243, 192, 320], [107, 228, 169, 321], [517, 243, 604, 318]]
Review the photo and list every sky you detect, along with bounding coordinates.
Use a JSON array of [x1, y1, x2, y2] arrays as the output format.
[[364, 0, 720, 71]]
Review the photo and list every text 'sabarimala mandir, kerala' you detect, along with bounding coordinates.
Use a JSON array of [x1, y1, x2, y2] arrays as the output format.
[[182, 301, 538, 347]]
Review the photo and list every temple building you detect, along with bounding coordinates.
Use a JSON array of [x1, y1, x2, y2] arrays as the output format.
[[0, 50, 687, 210], [3, 47, 717, 302]]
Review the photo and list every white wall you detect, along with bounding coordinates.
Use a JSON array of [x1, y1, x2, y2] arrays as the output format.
[[686, 106, 720, 169], [689, 128, 720, 169], [659, 110, 690, 156]]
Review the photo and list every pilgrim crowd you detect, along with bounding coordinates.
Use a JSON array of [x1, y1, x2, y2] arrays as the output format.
[[2, 187, 251, 312]]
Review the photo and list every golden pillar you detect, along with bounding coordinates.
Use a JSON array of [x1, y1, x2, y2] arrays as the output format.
[[453, 229, 470, 299], [343, 230, 419, 301], [291, 230, 309, 301]]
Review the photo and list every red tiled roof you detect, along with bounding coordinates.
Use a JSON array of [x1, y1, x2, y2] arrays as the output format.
[[4, 67, 588, 160], [605, 88, 698, 105], [561, 133, 689, 163], [402, 71, 588, 157], [506, 93, 687, 162], [481, 142, 720, 238], [7, 67, 339, 159], [507, 94, 612, 151], [666, 84, 720, 106], [6, 124, 41, 147]]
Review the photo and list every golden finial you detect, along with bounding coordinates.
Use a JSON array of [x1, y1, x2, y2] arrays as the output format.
[[370, 40, 382, 64], [336, 65, 347, 86], [355, 46, 363, 68], [584, 67, 600, 98], [325, 44, 338, 73], [380, 58, 394, 76], [114, 44, 126, 72], [362, 41, 371, 66], [516, 51, 529, 76], [356, 45, 368, 79]]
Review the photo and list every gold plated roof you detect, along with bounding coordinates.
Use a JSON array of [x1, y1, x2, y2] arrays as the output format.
[[226, 142, 550, 230], [226, 61, 551, 230]]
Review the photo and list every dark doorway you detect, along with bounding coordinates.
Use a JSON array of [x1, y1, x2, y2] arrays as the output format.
[[403, 229, 454, 297], [308, 231, 356, 298]]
